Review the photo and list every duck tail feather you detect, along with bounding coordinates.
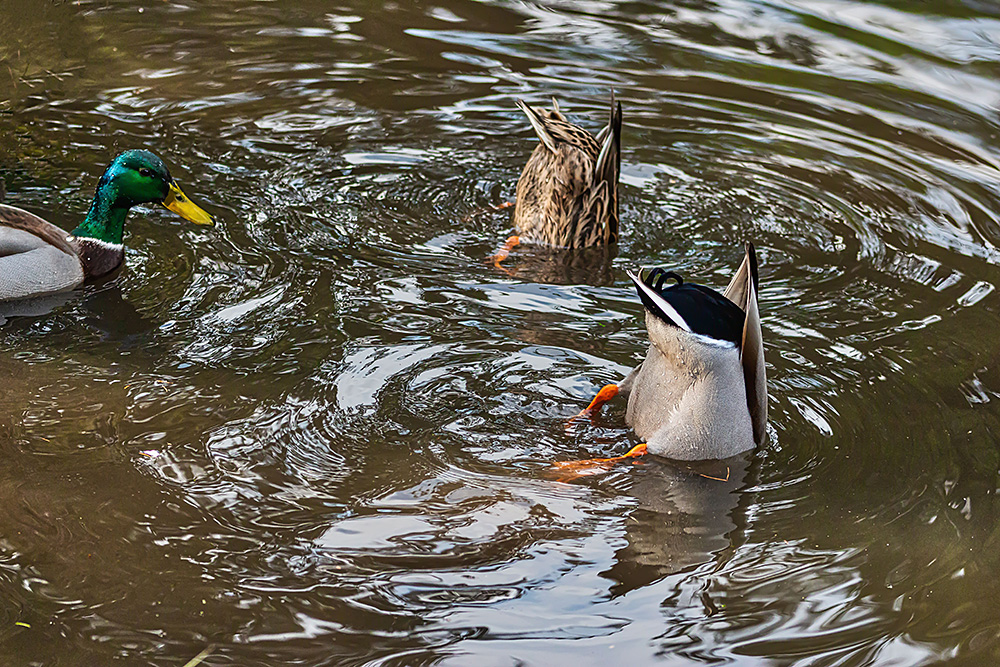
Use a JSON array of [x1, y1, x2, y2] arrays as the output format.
[[594, 94, 622, 240], [723, 241, 757, 310], [733, 242, 767, 445], [517, 99, 558, 153], [595, 102, 621, 183], [628, 269, 692, 332]]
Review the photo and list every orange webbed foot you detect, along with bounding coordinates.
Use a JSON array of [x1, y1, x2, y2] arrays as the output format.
[[551, 443, 648, 481], [565, 383, 619, 432], [491, 234, 520, 269]]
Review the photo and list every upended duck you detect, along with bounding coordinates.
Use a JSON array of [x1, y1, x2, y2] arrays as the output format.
[[0, 150, 214, 302], [493, 93, 623, 265], [556, 243, 766, 472]]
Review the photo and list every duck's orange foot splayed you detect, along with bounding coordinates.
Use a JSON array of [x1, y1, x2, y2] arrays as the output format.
[[551, 443, 647, 481], [491, 234, 520, 269], [565, 383, 618, 431]]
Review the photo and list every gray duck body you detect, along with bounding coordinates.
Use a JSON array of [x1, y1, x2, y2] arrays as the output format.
[[0, 204, 123, 302], [0, 205, 86, 301], [621, 314, 755, 460]]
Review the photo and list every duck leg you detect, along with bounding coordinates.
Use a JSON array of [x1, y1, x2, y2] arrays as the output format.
[[551, 443, 648, 481], [565, 383, 618, 429], [491, 234, 520, 269], [553, 373, 645, 479]]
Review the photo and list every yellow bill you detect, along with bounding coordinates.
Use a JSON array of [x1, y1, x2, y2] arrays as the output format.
[[162, 180, 215, 226]]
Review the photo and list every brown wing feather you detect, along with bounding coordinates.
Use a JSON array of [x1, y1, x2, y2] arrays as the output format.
[[0, 204, 77, 256]]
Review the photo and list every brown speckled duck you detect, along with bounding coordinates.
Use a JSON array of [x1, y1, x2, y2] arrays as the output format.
[[493, 93, 622, 264]]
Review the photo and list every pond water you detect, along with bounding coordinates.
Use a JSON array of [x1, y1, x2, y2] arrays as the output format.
[[2, 0, 1000, 664]]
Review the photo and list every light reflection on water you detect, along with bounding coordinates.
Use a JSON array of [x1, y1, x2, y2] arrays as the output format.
[[3, 0, 1000, 664]]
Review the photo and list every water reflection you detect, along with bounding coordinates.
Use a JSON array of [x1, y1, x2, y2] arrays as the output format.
[[494, 244, 619, 286], [603, 455, 751, 597]]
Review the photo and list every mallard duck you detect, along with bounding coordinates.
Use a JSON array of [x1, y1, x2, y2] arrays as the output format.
[[557, 243, 766, 471], [0, 150, 214, 302], [493, 93, 622, 265]]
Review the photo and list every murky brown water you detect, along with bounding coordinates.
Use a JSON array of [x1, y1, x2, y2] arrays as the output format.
[[2, 0, 1000, 664]]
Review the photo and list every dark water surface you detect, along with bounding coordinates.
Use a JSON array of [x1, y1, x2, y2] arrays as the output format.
[[3, 0, 1000, 664]]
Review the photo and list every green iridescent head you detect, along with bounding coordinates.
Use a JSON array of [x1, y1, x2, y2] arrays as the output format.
[[72, 149, 214, 245]]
